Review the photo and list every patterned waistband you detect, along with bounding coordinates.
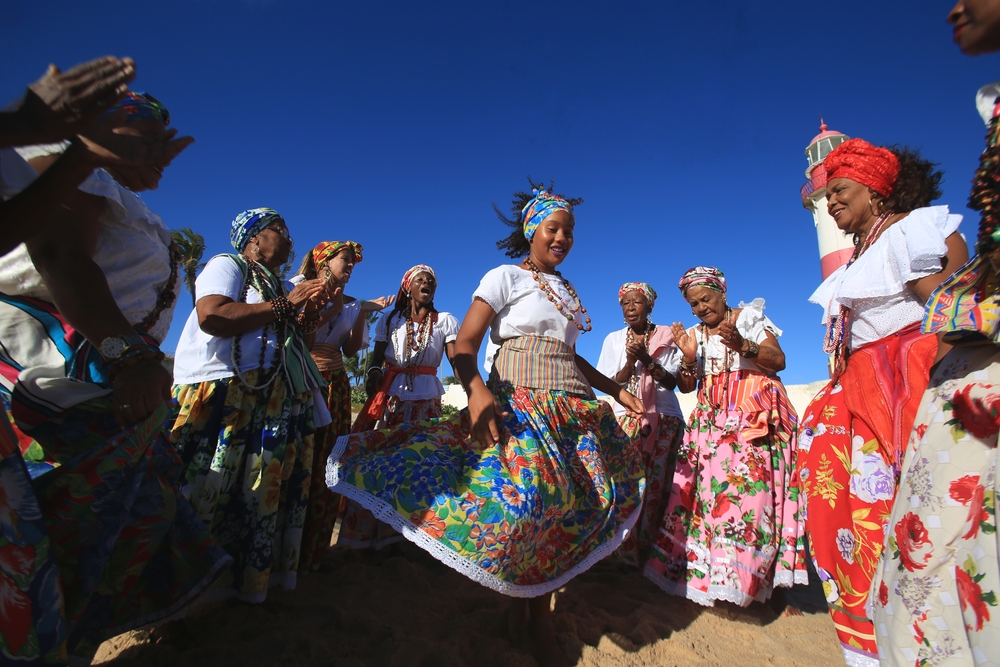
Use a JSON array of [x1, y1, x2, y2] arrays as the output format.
[[311, 344, 344, 372], [490, 335, 592, 395]]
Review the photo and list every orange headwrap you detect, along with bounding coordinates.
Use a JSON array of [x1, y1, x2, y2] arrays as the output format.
[[824, 138, 900, 198], [311, 240, 363, 267]]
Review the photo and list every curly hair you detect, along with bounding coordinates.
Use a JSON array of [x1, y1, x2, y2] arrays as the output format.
[[882, 145, 944, 213], [493, 177, 583, 258]]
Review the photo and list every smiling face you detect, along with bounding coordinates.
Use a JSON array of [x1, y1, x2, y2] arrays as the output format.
[[247, 218, 293, 270], [323, 248, 356, 286], [620, 290, 651, 329], [102, 118, 169, 191], [684, 285, 728, 328], [408, 271, 437, 307], [950, 0, 1000, 55], [826, 177, 879, 235], [528, 209, 574, 271]]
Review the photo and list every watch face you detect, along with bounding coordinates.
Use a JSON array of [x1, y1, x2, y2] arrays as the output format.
[[101, 337, 125, 359]]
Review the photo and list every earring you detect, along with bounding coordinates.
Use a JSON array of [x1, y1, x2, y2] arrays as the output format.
[[868, 198, 881, 216]]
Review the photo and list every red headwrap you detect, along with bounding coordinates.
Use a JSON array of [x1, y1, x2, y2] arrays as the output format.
[[824, 138, 900, 198]]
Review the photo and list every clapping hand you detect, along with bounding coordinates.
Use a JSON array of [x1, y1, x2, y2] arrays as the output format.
[[625, 339, 651, 366], [76, 109, 195, 173], [362, 295, 395, 312], [718, 319, 745, 353], [671, 322, 696, 358], [16, 56, 135, 145]]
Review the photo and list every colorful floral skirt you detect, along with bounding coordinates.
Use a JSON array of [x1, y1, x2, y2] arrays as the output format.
[[170, 371, 315, 603], [0, 407, 66, 664], [327, 380, 645, 596], [300, 368, 352, 569], [27, 399, 230, 661], [872, 342, 999, 667], [337, 396, 443, 550], [612, 414, 685, 569], [644, 369, 806, 607], [799, 326, 936, 667]]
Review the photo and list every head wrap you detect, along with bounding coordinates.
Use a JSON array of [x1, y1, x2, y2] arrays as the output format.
[[618, 282, 657, 309], [312, 240, 363, 267], [401, 264, 436, 291], [521, 188, 572, 242], [823, 138, 899, 198], [678, 267, 726, 294], [106, 91, 170, 126], [230, 207, 282, 251]]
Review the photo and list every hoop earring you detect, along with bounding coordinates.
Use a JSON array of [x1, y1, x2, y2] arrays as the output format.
[[868, 198, 881, 216]]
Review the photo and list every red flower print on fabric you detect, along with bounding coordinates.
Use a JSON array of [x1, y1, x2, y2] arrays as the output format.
[[878, 581, 889, 607], [956, 566, 992, 632], [951, 385, 1000, 439], [895, 512, 931, 572]]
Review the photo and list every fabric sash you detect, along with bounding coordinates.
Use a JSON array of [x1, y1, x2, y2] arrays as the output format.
[[837, 322, 937, 469], [698, 368, 797, 443], [489, 335, 592, 396], [635, 326, 674, 455], [352, 362, 437, 432], [311, 343, 344, 373]]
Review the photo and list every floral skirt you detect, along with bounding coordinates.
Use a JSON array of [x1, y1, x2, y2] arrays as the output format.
[[644, 370, 806, 607], [612, 414, 685, 569], [170, 371, 315, 603], [0, 407, 66, 664], [337, 396, 443, 550], [798, 326, 936, 667], [872, 343, 1000, 667], [327, 380, 645, 596], [26, 399, 230, 661], [300, 368, 352, 569]]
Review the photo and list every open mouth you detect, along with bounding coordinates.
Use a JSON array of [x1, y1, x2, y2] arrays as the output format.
[[550, 245, 566, 258]]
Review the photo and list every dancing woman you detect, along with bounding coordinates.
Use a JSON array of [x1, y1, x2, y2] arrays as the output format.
[[328, 181, 645, 667], [644, 267, 806, 607], [799, 139, 967, 667], [337, 263, 458, 550], [596, 281, 685, 568]]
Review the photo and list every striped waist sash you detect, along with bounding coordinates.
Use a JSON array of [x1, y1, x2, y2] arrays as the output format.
[[491, 335, 592, 395], [311, 344, 344, 372]]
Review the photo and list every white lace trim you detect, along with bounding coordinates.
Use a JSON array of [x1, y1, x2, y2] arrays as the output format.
[[327, 434, 643, 598], [641, 565, 770, 608], [842, 647, 880, 667], [772, 569, 809, 588]]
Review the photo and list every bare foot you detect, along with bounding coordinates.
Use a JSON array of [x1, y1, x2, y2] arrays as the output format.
[[781, 605, 804, 617], [528, 621, 571, 667]]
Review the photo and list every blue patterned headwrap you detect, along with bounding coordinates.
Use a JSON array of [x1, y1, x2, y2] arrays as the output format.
[[105, 91, 170, 126], [230, 207, 283, 251], [521, 188, 572, 242]]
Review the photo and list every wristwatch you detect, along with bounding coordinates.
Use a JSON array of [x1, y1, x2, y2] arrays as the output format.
[[99, 334, 147, 360], [645, 359, 657, 371]]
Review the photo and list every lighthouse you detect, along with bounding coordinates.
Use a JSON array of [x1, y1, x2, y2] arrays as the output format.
[[801, 120, 853, 280]]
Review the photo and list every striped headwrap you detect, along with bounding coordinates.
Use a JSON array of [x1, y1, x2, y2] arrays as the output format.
[[401, 264, 436, 291], [678, 266, 726, 294], [230, 207, 282, 251], [106, 91, 170, 126], [521, 188, 572, 242], [312, 240, 363, 267], [618, 282, 657, 309]]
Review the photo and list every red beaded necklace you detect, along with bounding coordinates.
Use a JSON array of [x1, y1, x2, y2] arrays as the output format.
[[523, 258, 592, 332]]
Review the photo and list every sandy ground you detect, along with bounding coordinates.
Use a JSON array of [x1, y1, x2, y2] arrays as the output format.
[[94, 542, 845, 667]]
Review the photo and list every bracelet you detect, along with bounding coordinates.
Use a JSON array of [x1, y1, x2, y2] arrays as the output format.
[[366, 366, 384, 377], [107, 344, 165, 381], [296, 310, 322, 334], [678, 358, 698, 379], [742, 340, 760, 358], [270, 296, 295, 323]]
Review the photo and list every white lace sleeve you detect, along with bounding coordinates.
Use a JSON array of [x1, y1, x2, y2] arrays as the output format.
[[737, 298, 782, 343]]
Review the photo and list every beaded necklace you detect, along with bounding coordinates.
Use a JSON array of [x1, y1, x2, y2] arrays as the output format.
[[523, 258, 592, 332], [700, 307, 733, 411], [625, 321, 655, 396], [822, 210, 894, 375], [394, 307, 435, 391], [231, 258, 287, 391], [971, 98, 1000, 254]]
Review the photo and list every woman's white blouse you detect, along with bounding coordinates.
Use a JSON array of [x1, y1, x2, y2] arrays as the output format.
[[808, 206, 962, 350], [665, 299, 780, 375], [473, 265, 584, 350], [0, 166, 177, 343], [376, 310, 459, 400], [596, 326, 683, 419]]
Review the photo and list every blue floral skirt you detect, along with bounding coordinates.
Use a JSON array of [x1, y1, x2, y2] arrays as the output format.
[[327, 379, 645, 597]]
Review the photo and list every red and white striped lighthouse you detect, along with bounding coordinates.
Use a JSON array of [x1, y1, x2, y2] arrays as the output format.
[[801, 120, 853, 280]]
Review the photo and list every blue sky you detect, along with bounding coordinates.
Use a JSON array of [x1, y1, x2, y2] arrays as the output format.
[[1, 0, 996, 384]]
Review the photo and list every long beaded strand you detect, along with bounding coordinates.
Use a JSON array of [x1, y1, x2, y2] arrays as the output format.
[[700, 307, 733, 412], [232, 259, 287, 391], [625, 321, 655, 396], [524, 258, 592, 332]]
